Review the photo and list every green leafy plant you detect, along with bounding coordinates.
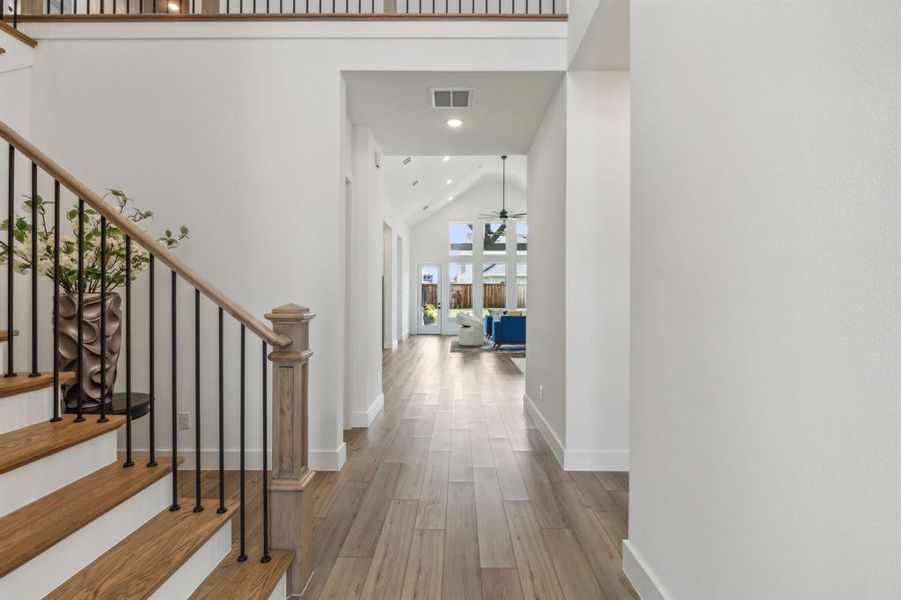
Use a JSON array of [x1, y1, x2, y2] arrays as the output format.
[[421, 303, 437, 321], [0, 189, 188, 294]]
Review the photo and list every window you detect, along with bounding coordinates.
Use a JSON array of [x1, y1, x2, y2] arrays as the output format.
[[516, 263, 527, 308], [483, 222, 507, 256], [516, 222, 528, 255], [448, 263, 473, 319], [483, 263, 506, 315], [449, 223, 473, 256]]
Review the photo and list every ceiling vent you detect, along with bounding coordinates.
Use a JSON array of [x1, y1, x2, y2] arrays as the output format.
[[402, 156, 413, 167], [430, 88, 473, 109]]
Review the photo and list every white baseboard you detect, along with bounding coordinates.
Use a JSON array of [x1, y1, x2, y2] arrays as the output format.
[[127, 444, 347, 472], [522, 392, 566, 465], [310, 442, 346, 471], [522, 393, 629, 472], [622, 540, 671, 600], [127, 448, 269, 471], [564, 449, 629, 472], [351, 392, 384, 428]]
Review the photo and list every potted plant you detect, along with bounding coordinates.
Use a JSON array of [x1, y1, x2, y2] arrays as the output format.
[[421, 303, 437, 325], [0, 190, 187, 413]]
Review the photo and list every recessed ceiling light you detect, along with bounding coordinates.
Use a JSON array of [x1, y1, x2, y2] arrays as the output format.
[[446, 118, 463, 129], [446, 179, 453, 185], [443, 156, 450, 162]]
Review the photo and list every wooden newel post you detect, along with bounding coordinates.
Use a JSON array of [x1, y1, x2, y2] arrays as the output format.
[[265, 303, 316, 597]]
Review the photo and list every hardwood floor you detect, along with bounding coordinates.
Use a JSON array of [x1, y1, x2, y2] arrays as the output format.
[[182, 335, 635, 599]]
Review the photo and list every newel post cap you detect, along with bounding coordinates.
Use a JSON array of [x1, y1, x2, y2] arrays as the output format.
[[265, 303, 315, 322]]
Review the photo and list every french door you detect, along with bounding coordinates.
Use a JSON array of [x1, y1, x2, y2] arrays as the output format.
[[417, 264, 442, 334]]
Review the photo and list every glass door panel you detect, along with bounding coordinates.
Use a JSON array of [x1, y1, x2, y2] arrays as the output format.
[[446, 262, 474, 333], [418, 264, 441, 334], [482, 263, 507, 317]]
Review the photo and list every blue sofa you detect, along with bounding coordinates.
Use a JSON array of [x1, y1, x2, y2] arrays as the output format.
[[491, 315, 526, 348]]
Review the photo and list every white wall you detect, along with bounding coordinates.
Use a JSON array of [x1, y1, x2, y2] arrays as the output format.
[[0, 31, 36, 382], [525, 80, 567, 452], [348, 125, 410, 427], [408, 175, 526, 334], [24, 20, 564, 470], [525, 71, 630, 471], [564, 70, 629, 470], [627, 2, 901, 598]]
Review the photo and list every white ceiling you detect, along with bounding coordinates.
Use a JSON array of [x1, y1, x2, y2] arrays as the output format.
[[382, 155, 526, 225], [345, 71, 564, 155]]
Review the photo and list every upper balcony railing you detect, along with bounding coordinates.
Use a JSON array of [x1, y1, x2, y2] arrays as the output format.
[[4, 0, 566, 25]]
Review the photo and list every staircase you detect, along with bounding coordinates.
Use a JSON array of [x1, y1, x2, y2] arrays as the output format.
[[0, 120, 315, 599]]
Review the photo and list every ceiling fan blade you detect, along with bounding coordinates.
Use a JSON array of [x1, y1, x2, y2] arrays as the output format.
[[508, 212, 527, 218], [478, 213, 499, 218]]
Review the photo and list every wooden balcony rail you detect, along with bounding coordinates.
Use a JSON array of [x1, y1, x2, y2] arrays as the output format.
[[5, 0, 566, 25]]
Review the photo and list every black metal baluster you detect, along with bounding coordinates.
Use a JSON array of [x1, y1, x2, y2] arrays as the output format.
[[123, 237, 134, 467], [261, 339, 270, 563], [170, 271, 180, 511], [28, 162, 37, 378], [237, 325, 247, 562], [217, 307, 225, 513], [13, 0, 18, 28], [75, 199, 85, 422], [51, 180, 61, 422], [193, 288, 203, 512], [147, 255, 157, 466], [98, 218, 108, 423], [5, 145, 14, 378]]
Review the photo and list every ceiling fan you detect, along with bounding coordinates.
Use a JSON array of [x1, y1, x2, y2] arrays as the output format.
[[479, 155, 526, 221]]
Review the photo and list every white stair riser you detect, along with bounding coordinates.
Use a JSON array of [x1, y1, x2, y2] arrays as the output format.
[[0, 431, 117, 517], [0, 387, 53, 434], [269, 573, 287, 600], [151, 519, 232, 600], [0, 474, 172, 600]]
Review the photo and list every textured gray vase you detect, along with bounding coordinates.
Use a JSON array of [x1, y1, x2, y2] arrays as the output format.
[[58, 292, 122, 412]]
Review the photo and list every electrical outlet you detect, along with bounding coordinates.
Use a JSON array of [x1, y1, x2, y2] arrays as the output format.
[[539, 385, 543, 401], [377, 372, 382, 385], [179, 412, 190, 430]]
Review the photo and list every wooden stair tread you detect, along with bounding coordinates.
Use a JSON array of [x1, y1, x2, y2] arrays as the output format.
[[0, 328, 18, 341], [46, 498, 237, 600], [0, 370, 74, 399], [189, 548, 293, 600], [0, 413, 124, 473], [0, 457, 177, 577]]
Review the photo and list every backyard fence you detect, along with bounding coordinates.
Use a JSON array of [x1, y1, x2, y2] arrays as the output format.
[[422, 282, 526, 311]]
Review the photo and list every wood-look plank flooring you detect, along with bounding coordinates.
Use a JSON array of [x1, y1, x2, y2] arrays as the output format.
[[184, 336, 635, 599], [323, 336, 636, 599]]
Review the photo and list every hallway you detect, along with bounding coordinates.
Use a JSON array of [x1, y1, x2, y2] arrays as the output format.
[[305, 335, 635, 599]]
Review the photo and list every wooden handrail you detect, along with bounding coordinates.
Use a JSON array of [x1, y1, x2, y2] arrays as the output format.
[[0, 21, 38, 47], [0, 120, 291, 348]]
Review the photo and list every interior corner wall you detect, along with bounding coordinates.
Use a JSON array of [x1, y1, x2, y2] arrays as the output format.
[[525, 78, 567, 459], [350, 126, 386, 428], [564, 70, 630, 471], [628, 2, 901, 598]]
